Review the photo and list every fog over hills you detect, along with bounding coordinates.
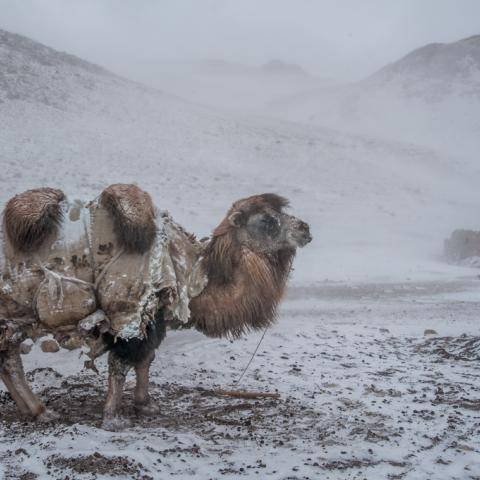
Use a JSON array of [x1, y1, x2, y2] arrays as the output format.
[[0, 29, 479, 283], [124, 57, 331, 114], [273, 35, 480, 156], [117, 34, 480, 158]]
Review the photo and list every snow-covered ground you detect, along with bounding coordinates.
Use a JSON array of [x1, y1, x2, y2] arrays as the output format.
[[1, 279, 480, 479], [1, 29, 480, 480]]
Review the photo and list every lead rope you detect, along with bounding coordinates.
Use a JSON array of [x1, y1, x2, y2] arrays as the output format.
[[233, 259, 294, 386], [233, 326, 269, 386], [93, 249, 124, 291], [32, 261, 96, 319]]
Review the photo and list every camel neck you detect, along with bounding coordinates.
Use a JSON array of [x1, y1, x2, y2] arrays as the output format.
[[190, 241, 295, 339]]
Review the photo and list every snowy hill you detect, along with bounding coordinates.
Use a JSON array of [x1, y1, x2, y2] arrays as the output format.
[[0, 29, 479, 284], [272, 35, 480, 156], [367, 34, 480, 99], [0, 29, 114, 107]]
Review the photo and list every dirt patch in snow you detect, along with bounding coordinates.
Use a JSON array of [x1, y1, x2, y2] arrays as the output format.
[[0, 376, 321, 444], [47, 452, 152, 479]]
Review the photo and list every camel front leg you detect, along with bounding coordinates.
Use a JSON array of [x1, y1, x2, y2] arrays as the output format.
[[0, 347, 58, 422], [102, 351, 132, 431], [134, 350, 160, 415]]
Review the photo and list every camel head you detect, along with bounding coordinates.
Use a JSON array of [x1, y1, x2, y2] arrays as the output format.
[[226, 193, 311, 253], [213, 193, 311, 256], [190, 194, 311, 339]]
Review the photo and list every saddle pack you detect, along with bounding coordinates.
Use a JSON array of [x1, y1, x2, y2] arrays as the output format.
[[0, 184, 207, 348]]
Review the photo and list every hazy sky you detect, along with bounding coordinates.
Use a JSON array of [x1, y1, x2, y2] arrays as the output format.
[[1, 0, 479, 81]]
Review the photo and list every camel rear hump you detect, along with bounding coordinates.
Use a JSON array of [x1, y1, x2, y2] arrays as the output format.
[[3, 187, 66, 255]]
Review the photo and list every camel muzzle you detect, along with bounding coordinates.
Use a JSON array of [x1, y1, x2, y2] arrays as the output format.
[[290, 218, 312, 247], [298, 222, 312, 246]]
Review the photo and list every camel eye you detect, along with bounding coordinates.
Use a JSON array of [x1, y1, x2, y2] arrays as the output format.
[[260, 215, 279, 235]]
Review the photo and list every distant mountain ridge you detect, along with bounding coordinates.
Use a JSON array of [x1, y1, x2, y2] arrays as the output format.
[[260, 59, 307, 75], [184, 58, 308, 76], [124, 56, 327, 113]]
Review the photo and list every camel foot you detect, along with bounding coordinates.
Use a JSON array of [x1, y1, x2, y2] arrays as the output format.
[[102, 415, 132, 432], [36, 408, 60, 423], [135, 401, 161, 416]]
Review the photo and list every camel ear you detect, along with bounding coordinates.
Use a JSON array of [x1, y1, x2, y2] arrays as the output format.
[[228, 211, 244, 228]]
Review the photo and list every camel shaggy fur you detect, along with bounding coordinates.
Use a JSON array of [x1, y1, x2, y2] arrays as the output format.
[[0, 185, 311, 430]]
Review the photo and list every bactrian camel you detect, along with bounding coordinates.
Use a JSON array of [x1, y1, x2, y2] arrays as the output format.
[[0, 184, 311, 430]]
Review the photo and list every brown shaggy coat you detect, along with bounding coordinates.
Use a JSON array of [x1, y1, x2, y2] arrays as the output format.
[[190, 194, 295, 338]]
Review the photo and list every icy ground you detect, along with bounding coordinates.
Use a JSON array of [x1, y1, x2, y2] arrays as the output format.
[[1, 278, 480, 480]]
